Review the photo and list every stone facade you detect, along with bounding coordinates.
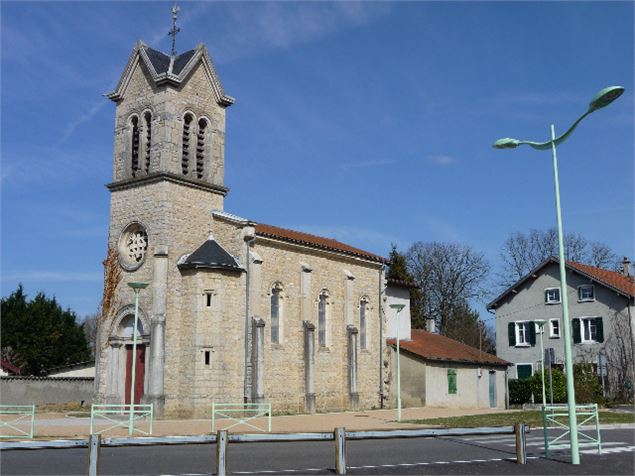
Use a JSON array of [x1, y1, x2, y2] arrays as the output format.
[[95, 41, 388, 417]]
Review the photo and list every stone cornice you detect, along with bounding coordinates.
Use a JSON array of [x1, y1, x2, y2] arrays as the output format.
[[106, 172, 230, 196]]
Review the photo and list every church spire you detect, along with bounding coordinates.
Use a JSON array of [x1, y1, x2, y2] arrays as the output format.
[[168, 3, 180, 56]]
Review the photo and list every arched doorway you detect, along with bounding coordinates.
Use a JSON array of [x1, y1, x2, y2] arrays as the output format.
[[107, 306, 150, 404], [120, 315, 146, 404]]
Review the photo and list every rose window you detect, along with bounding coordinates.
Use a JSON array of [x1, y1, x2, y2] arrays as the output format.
[[118, 223, 148, 271]]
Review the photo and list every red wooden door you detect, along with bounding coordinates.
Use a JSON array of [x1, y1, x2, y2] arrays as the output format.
[[124, 345, 145, 404]]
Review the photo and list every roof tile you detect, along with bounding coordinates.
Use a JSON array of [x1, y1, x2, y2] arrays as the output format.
[[255, 223, 386, 264], [388, 329, 509, 366]]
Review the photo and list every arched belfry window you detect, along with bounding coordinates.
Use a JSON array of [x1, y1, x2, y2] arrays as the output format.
[[318, 290, 329, 347], [143, 111, 152, 174], [270, 283, 283, 344], [130, 115, 140, 176], [196, 118, 208, 179], [182, 113, 193, 175]]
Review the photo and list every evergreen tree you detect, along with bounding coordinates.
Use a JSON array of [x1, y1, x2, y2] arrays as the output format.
[[1, 285, 91, 375]]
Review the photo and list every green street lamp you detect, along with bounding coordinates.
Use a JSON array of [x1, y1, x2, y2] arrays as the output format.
[[390, 303, 406, 422], [534, 319, 547, 408], [493, 85, 624, 465], [127, 281, 149, 436]]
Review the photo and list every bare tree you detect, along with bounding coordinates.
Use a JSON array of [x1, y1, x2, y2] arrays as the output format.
[[604, 309, 635, 401], [81, 312, 99, 359], [497, 228, 620, 289], [405, 242, 490, 335]]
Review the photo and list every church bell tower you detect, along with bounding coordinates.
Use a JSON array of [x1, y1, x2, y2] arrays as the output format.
[[96, 17, 235, 411]]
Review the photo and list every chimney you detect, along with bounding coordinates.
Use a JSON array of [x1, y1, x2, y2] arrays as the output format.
[[622, 257, 631, 277], [426, 317, 436, 334]]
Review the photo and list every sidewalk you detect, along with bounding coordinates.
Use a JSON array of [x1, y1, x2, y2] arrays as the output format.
[[7, 407, 517, 439]]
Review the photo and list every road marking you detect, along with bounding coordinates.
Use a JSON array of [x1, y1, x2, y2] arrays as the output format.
[[581, 445, 635, 455], [507, 440, 627, 448]]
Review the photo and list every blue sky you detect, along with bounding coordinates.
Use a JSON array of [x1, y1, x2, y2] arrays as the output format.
[[1, 1, 633, 321]]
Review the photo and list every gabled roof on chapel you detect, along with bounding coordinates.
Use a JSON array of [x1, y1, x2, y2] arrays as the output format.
[[106, 41, 234, 106], [178, 235, 243, 272]]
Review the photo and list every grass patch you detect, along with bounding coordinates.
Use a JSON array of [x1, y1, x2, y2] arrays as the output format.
[[405, 410, 634, 428]]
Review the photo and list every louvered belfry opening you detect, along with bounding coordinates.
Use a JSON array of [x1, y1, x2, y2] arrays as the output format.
[[196, 118, 207, 179], [144, 112, 152, 173], [182, 113, 193, 175], [131, 116, 140, 176]]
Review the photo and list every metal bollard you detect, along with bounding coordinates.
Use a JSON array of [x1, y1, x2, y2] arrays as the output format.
[[216, 430, 228, 476], [88, 433, 101, 476], [515, 423, 527, 464], [335, 427, 346, 475]]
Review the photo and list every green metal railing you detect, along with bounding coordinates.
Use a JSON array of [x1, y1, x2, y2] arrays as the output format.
[[212, 402, 272, 433], [542, 403, 601, 458], [0, 404, 35, 439], [90, 404, 153, 436]]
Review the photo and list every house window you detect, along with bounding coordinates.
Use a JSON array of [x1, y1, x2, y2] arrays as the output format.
[[545, 287, 561, 304], [447, 369, 457, 394], [549, 319, 560, 338], [515, 321, 532, 346], [204, 350, 210, 366], [271, 285, 281, 344], [359, 298, 368, 349], [318, 291, 328, 347], [573, 317, 604, 344], [578, 285, 595, 302], [516, 364, 533, 380]]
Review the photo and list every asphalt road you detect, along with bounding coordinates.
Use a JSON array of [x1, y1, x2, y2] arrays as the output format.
[[1, 427, 633, 475]]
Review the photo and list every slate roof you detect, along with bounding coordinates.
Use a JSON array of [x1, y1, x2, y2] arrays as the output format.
[[255, 223, 387, 264], [107, 42, 234, 106], [388, 329, 510, 367], [487, 256, 635, 309], [178, 235, 243, 272]]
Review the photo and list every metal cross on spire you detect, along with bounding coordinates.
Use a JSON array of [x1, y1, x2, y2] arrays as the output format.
[[168, 3, 180, 56]]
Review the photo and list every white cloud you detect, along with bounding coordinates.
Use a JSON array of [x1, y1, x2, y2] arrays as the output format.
[[428, 155, 456, 165], [214, 2, 393, 62], [56, 101, 108, 147]]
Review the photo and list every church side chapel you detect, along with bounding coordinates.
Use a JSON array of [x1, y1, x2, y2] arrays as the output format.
[[94, 15, 389, 416]]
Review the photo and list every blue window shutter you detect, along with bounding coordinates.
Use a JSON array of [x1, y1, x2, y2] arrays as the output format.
[[508, 323, 516, 346], [595, 318, 604, 343], [572, 318, 581, 344]]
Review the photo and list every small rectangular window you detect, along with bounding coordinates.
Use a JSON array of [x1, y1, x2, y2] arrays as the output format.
[[549, 319, 560, 338], [545, 287, 561, 304], [205, 292, 213, 308], [578, 285, 594, 302], [447, 369, 457, 394], [204, 350, 210, 365]]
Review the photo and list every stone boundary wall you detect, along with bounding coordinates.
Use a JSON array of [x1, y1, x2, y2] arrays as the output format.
[[0, 377, 94, 405]]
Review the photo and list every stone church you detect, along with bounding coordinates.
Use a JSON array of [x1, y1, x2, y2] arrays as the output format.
[[94, 39, 390, 416]]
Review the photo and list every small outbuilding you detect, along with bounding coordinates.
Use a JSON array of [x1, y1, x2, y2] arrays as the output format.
[[388, 330, 510, 409]]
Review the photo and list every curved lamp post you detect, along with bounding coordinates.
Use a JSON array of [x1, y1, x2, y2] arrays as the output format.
[[390, 303, 406, 422], [493, 86, 624, 465], [127, 281, 149, 436]]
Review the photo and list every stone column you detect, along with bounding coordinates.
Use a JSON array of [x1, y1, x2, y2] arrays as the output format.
[[146, 245, 168, 413], [303, 321, 316, 413], [106, 340, 123, 403], [251, 317, 265, 403], [347, 325, 359, 410]]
